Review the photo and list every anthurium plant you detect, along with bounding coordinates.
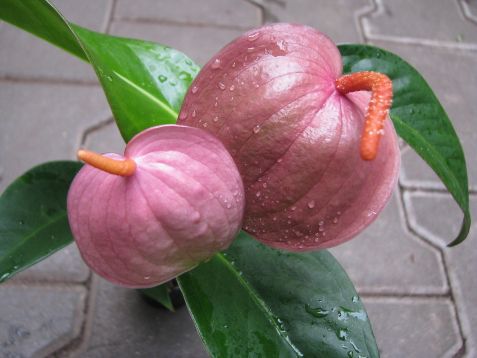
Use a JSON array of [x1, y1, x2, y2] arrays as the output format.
[[0, 1, 471, 357]]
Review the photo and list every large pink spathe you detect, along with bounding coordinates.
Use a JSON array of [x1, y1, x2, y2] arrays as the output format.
[[67, 125, 245, 288], [178, 23, 400, 251]]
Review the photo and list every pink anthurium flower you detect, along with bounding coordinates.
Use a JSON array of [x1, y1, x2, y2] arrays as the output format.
[[67, 125, 245, 288], [178, 23, 400, 251]]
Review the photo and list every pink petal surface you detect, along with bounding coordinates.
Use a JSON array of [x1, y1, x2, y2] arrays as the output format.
[[178, 23, 400, 251], [67, 125, 244, 287]]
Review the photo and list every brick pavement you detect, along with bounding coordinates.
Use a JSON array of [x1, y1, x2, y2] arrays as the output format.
[[0, 0, 476, 357]]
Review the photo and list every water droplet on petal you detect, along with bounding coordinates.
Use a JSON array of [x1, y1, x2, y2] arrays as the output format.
[[179, 111, 188, 120], [211, 58, 221, 69], [191, 85, 199, 94], [253, 125, 261, 134], [192, 109, 197, 118], [213, 116, 219, 122], [229, 84, 235, 91], [218, 82, 226, 90], [307, 200, 315, 209], [256, 191, 261, 198], [247, 31, 260, 41]]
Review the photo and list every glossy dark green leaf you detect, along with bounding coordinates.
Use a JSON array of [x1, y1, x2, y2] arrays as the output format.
[[0, 161, 82, 282], [139, 283, 174, 312], [71, 25, 199, 141], [339, 44, 470, 246], [0, 0, 200, 142], [178, 232, 378, 358]]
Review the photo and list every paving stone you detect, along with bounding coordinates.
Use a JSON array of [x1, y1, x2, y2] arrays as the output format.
[[83, 119, 126, 155], [462, 0, 477, 22], [115, 0, 260, 29], [0, 0, 111, 81], [257, 0, 371, 43], [405, 193, 477, 356], [363, 297, 461, 358], [76, 276, 208, 358], [0, 285, 86, 357], [331, 192, 447, 295], [370, 41, 477, 191], [13, 244, 89, 284], [50, 0, 112, 32], [0, 82, 111, 193], [110, 21, 245, 66], [363, 0, 477, 45]]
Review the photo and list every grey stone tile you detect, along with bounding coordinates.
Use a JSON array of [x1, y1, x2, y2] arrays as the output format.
[[363, 297, 462, 358], [109, 21, 245, 66], [0, 285, 86, 357], [0, 0, 111, 81], [370, 41, 477, 191], [405, 193, 477, 356], [0, 82, 111, 192], [363, 0, 477, 45], [76, 276, 208, 358], [13, 244, 89, 284], [461, 0, 477, 22], [115, 0, 260, 29], [83, 119, 126, 155], [50, 0, 112, 32], [331, 192, 448, 295], [257, 0, 371, 43], [399, 146, 445, 191]]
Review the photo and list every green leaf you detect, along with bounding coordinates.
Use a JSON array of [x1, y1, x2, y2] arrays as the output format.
[[71, 25, 199, 141], [0, 0, 200, 142], [178, 232, 378, 358], [0, 161, 82, 282], [339, 44, 471, 246], [139, 283, 175, 312]]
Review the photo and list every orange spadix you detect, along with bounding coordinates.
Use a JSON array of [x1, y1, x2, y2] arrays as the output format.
[[336, 71, 393, 161], [77, 149, 136, 176]]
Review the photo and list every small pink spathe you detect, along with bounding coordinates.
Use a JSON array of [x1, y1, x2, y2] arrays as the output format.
[[178, 23, 400, 251], [67, 125, 245, 288]]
